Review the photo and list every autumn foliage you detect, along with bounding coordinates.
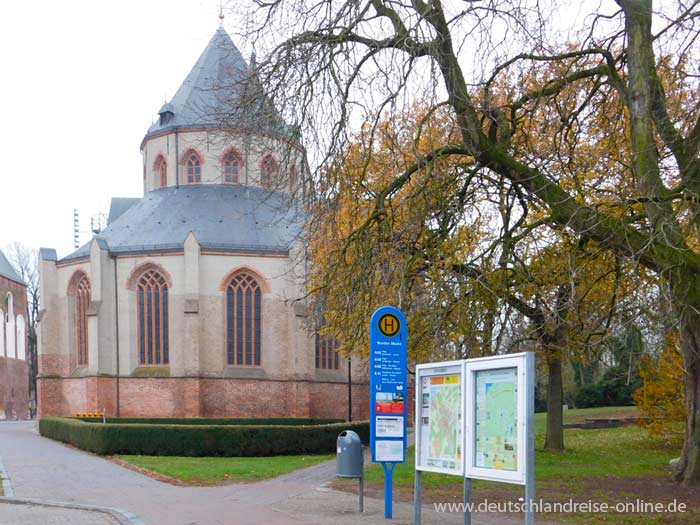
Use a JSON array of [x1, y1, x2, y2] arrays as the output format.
[[634, 333, 686, 437]]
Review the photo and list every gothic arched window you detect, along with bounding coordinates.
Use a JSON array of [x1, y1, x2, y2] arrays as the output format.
[[223, 150, 240, 183], [226, 271, 262, 366], [16, 315, 25, 362], [154, 155, 167, 188], [0, 309, 4, 358], [137, 269, 169, 365], [315, 333, 340, 370], [69, 272, 91, 367], [6, 293, 14, 359], [260, 155, 278, 190], [185, 151, 202, 183]]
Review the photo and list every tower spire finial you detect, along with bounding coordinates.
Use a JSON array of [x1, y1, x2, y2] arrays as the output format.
[[219, 1, 224, 25]]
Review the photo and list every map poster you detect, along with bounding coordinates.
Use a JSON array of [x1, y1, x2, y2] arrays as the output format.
[[473, 367, 518, 471], [415, 361, 464, 476], [464, 353, 533, 486]]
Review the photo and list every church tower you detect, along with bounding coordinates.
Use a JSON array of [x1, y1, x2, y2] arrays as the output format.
[[140, 26, 301, 193]]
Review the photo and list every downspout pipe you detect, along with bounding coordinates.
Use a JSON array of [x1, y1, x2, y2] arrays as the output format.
[[111, 253, 120, 417]]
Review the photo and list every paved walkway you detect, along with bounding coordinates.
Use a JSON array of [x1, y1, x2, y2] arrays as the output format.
[[0, 421, 555, 524], [0, 500, 121, 524]]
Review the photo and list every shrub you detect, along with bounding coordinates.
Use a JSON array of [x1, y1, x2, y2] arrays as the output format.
[[574, 383, 606, 408], [574, 378, 641, 408], [75, 417, 342, 426], [39, 417, 369, 457]]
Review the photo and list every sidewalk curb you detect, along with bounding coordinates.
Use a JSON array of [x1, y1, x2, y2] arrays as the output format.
[[0, 454, 14, 497], [0, 497, 146, 525]]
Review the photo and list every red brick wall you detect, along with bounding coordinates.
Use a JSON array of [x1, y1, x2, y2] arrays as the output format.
[[38, 376, 371, 420], [309, 381, 369, 420], [38, 354, 72, 376], [37, 377, 116, 416], [0, 358, 29, 419], [1, 276, 30, 419]]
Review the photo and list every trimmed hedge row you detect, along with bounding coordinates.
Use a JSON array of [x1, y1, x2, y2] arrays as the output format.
[[76, 417, 342, 426], [39, 417, 369, 457]]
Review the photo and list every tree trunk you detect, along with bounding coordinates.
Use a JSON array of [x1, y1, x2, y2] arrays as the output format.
[[544, 350, 565, 452], [675, 290, 700, 486]]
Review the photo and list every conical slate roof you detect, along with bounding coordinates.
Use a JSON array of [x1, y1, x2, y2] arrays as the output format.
[[0, 250, 26, 286], [144, 27, 290, 140]]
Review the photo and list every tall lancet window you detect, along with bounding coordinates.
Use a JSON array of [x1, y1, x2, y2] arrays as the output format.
[[154, 155, 167, 188], [260, 155, 278, 190], [137, 269, 169, 365], [226, 271, 262, 366], [69, 272, 91, 367], [185, 151, 202, 183], [223, 150, 240, 183], [315, 333, 340, 370], [16, 315, 25, 362], [6, 293, 14, 359], [0, 309, 4, 358]]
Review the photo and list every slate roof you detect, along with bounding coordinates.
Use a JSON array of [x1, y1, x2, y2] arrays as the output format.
[[144, 27, 291, 141], [0, 250, 26, 286], [60, 185, 302, 262], [107, 198, 140, 225]]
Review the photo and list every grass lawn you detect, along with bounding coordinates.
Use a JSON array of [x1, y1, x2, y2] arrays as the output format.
[[117, 454, 333, 485], [335, 406, 699, 524]]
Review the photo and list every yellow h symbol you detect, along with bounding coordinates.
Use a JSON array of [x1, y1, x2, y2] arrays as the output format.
[[379, 314, 400, 336]]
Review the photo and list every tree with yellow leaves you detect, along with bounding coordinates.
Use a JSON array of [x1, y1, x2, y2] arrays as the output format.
[[634, 332, 686, 437], [239, 0, 700, 485]]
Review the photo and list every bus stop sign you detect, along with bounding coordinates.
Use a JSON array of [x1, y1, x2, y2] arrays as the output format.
[[369, 306, 407, 518]]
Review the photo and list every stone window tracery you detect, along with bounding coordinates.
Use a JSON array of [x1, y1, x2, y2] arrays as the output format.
[[137, 269, 169, 365], [154, 155, 167, 188], [315, 333, 340, 370], [226, 271, 262, 366], [68, 272, 91, 367], [185, 151, 202, 183], [260, 155, 278, 190], [223, 150, 240, 183]]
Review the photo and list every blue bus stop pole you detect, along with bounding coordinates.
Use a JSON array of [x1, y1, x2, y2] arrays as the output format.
[[382, 462, 395, 518]]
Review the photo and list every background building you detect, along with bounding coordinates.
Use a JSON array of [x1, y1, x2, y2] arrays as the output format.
[[0, 250, 29, 419], [37, 26, 368, 419]]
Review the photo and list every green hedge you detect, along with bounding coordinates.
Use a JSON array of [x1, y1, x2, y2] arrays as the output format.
[[76, 417, 342, 426], [39, 417, 369, 457]]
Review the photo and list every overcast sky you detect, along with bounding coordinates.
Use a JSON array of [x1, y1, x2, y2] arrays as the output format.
[[0, 0, 245, 258], [0, 0, 626, 260]]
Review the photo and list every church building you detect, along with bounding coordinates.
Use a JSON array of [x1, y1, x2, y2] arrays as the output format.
[[0, 249, 29, 420], [37, 25, 368, 419]]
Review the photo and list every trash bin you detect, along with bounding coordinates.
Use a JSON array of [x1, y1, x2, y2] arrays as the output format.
[[337, 430, 363, 478]]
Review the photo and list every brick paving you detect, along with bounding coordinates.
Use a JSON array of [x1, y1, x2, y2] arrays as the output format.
[[0, 421, 557, 524]]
